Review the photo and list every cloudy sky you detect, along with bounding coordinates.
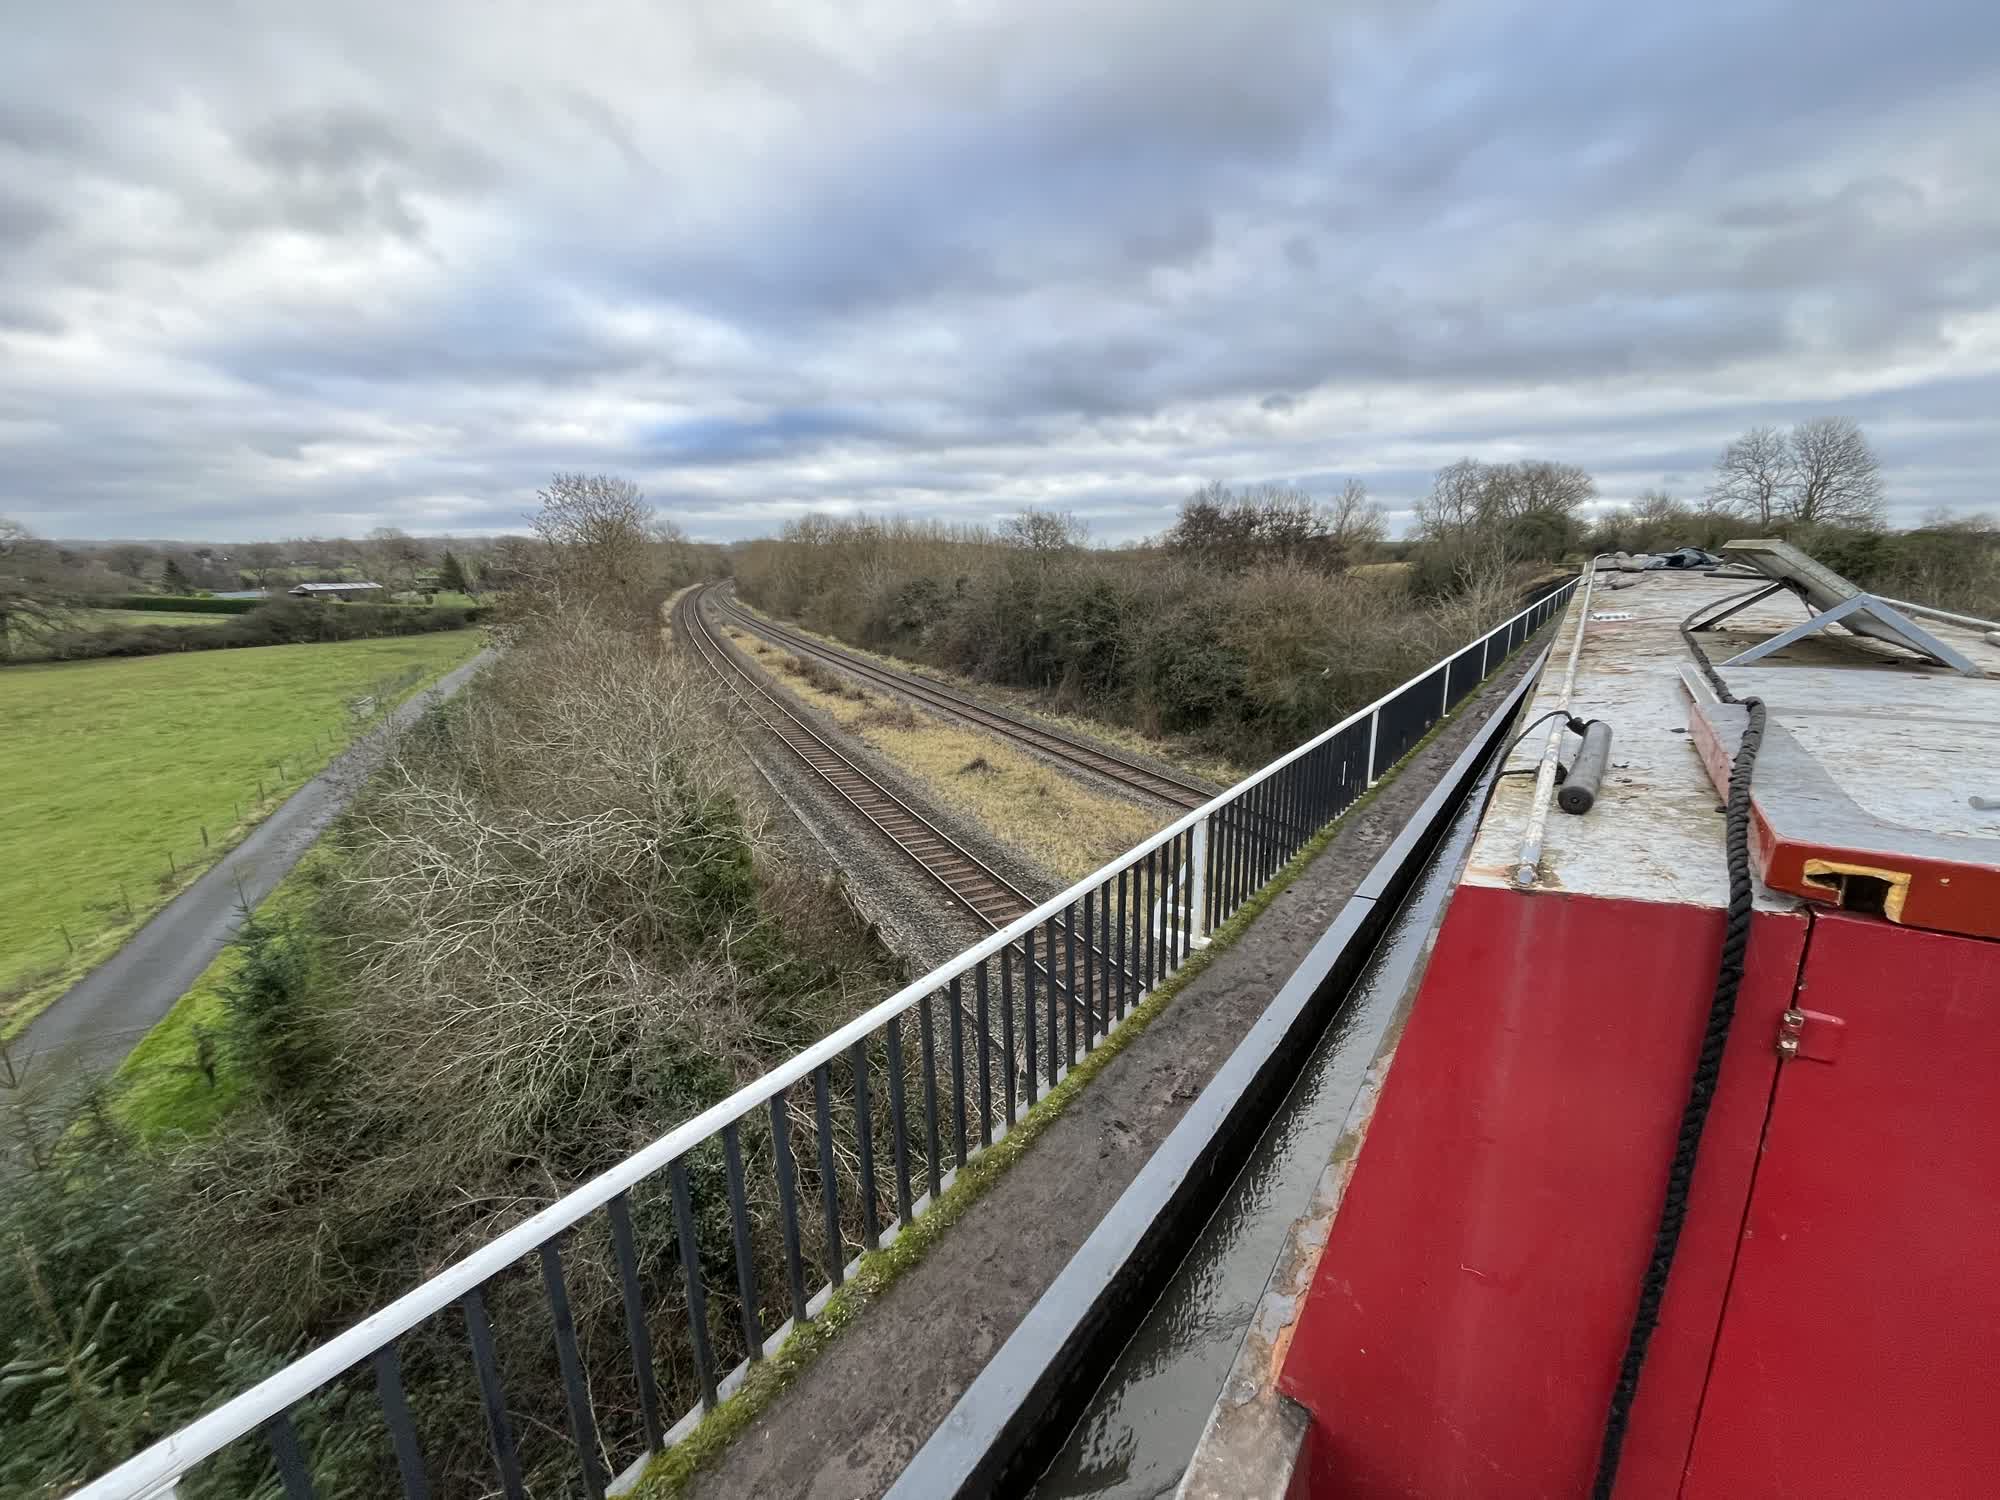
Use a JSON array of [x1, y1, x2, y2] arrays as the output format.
[[3, 0, 1996, 542]]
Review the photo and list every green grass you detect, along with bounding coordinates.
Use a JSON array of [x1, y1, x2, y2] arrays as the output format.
[[110, 859, 325, 1140], [0, 631, 483, 1036], [109, 948, 242, 1139], [386, 590, 482, 609], [82, 608, 233, 629]]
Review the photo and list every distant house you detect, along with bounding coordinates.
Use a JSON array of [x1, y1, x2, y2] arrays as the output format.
[[288, 581, 384, 600]]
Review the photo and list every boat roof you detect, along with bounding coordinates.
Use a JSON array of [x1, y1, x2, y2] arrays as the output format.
[[1466, 562, 2000, 931]]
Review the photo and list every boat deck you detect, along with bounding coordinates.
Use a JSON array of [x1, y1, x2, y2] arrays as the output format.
[[1468, 565, 1999, 919]]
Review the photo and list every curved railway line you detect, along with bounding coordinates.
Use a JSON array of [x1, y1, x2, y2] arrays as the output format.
[[705, 584, 1219, 810], [675, 585, 1139, 1034], [673, 585, 1039, 927]]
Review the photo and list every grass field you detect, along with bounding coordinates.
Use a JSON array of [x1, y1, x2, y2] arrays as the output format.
[[0, 631, 483, 1035], [82, 608, 233, 629]]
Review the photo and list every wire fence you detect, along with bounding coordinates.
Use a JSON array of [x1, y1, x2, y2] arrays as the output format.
[[71, 580, 1577, 1500]]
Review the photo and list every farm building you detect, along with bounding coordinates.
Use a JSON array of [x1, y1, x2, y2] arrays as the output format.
[[287, 581, 384, 600]]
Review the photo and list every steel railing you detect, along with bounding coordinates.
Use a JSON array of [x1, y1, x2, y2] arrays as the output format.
[[74, 578, 1577, 1500]]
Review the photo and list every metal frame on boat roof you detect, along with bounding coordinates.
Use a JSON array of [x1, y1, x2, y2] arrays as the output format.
[[1712, 538, 1980, 675]]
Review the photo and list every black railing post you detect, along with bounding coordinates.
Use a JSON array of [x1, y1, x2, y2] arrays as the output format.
[[768, 1094, 811, 1326], [539, 1239, 607, 1499], [721, 1122, 765, 1355], [852, 1040, 880, 1251], [461, 1288, 527, 1500], [607, 1193, 665, 1450], [885, 1013, 915, 1225], [813, 1064, 843, 1289]]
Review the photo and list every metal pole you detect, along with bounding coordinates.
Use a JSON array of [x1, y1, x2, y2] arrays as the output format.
[[1514, 559, 1599, 888]]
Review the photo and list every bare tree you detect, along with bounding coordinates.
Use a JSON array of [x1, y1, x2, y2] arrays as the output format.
[[1786, 416, 1884, 526], [526, 473, 689, 623], [999, 507, 1087, 552], [1707, 426, 1792, 526], [1414, 459, 1489, 542], [1327, 478, 1387, 557], [238, 541, 285, 590], [1708, 419, 1885, 528], [1612, 490, 1696, 552], [0, 518, 64, 661], [103, 543, 158, 585], [1415, 459, 1592, 561], [1161, 482, 1380, 572], [365, 526, 429, 594]]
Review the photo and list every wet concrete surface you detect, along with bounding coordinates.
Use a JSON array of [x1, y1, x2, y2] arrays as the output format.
[[1029, 768, 1492, 1500]]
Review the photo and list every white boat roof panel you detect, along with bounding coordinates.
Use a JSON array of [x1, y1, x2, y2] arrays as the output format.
[[1464, 565, 2000, 912]]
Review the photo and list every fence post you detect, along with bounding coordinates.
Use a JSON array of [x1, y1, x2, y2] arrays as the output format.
[[1440, 665, 1451, 718], [1365, 707, 1381, 783], [1481, 633, 1491, 677], [1189, 817, 1211, 947]]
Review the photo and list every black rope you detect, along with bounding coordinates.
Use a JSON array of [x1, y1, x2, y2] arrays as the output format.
[[1588, 606, 1767, 1499]]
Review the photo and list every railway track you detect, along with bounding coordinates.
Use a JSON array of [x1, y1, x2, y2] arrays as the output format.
[[674, 586, 1038, 927], [675, 585, 1142, 1040], [705, 585, 1218, 811]]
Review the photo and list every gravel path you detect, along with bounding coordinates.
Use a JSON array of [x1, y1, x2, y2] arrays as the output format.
[[10, 649, 495, 1081]]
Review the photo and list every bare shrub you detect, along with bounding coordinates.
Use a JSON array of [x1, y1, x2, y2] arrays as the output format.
[[508, 472, 706, 632], [859, 699, 922, 731], [777, 653, 851, 698], [734, 511, 1540, 764], [154, 613, 899, 1492]]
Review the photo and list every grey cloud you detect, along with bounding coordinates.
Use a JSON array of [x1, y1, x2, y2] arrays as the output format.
[[0, 102, 86, 155], [240, 104, 494, 191], [0, 186, 57, 250], [2, 0, 1998, 541]]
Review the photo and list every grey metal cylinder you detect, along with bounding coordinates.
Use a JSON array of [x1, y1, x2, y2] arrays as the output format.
[[1557, 720, 1614, 815]]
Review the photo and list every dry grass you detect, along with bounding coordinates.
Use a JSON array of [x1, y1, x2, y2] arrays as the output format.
[[728, 605, 1244, 786], [723, 627, 1159, 883]]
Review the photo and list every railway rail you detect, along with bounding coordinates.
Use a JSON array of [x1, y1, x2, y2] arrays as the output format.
[[674, 586, 1040, 927], [675, 585, 1133, 1042], [705, 584, 1218, 810]]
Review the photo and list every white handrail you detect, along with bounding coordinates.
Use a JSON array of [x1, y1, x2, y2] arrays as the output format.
[[73, 577, 1577, 1500]]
